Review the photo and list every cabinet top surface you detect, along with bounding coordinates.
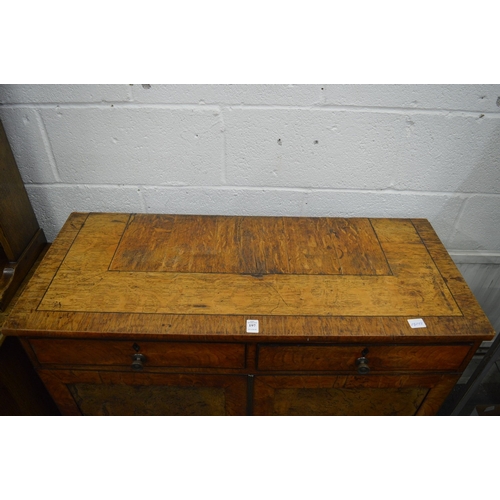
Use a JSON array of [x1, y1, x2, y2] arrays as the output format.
[[3, 213, 495, 342]]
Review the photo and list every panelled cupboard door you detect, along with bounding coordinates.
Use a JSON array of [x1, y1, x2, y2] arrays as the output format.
[[38, 370, 248, 416], [252, 374, 459, 416]]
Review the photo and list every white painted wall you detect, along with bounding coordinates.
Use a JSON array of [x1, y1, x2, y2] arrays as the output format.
[[1, 84, 499, 247], [1, 84, 499, 329]]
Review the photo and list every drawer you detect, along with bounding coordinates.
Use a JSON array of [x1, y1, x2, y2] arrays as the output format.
[[29, 339, 246, 369], [257, 344, 472, 372]]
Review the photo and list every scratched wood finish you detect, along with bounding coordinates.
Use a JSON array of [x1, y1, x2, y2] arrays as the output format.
[[110, 214, 389, 275], [24, 213, 462, 317], [4, 213, 494, 341]]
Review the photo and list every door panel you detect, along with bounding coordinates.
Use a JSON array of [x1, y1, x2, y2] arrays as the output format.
[[253, 374, 458, 416], [39, 370, 248, 416]]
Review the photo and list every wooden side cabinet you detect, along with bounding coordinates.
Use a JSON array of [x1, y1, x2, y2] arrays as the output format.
[[3, 213, 495, 415], [0, 119, 46, 311], [0, 118, 57, 416]]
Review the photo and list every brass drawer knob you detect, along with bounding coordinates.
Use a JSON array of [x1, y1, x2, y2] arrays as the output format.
[[131, 353, 146, 371], [356, 356, 370, 374]]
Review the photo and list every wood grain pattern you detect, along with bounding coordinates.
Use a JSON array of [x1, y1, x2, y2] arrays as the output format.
[[252, 374, 450, 416], [38, 369, 247, 416], [37, 270, 461, 317], [3, 213, 494, 342], [411, 218, 495, 338], [282, 217, 339, 274], [1, 229, 46, 310], [415, 374, 460, 416], [110, 214, 389, 276], [30, 214, 461, 318], [257, 344, 472, 372], [269, 386, 428, 416], [30, 338, 245, 369], [0, 119, 47, 310], [69, 383, 227, 416], [328, 218, 391, 275], [0, 119, 40, 260]]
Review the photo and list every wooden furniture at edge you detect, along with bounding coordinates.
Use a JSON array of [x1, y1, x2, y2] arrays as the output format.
[[0, 118, 58, 415], [0, 119, 46, 311], [2, 213, 495, 415]]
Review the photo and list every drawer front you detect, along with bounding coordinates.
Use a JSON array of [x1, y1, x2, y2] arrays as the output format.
[[257, 344, 472, 372], [29, 339, 246, 369]]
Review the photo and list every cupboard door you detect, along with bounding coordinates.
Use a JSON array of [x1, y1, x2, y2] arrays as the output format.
[[38, 370, 248, 416], [253, 374, 458, 416]]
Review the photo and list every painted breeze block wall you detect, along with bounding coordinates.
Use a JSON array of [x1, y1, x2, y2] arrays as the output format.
[[1, 84, 499, 331]]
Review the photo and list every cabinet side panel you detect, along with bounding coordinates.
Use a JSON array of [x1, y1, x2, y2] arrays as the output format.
[[0, 120, 39, 260]]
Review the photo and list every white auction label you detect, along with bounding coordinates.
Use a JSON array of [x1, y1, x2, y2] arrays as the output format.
[[408, 318, 426, 329], [246, 319, 259, 333]]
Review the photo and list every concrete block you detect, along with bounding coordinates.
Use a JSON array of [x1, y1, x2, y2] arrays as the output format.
[[393, 114, 500, 194], [449, 196, 500, 251], [226, 108, 500, 194], [0, 108, 57, 183], [40, 106, 224, 185], [130, 84, 323, 106], [225, 108, 403, 189], [142, 186, 308, 216], [0, 84, 132, 104], [26, 185, 144, 242], [322, 84, 500, 112]]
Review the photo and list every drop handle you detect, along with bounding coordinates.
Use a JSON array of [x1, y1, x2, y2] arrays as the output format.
[[356, 356, 370, 374], [131, 353, 146, 371]]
